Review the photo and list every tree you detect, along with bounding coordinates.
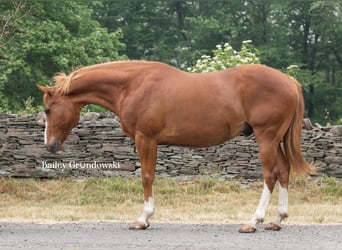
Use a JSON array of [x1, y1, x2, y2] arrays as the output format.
[[283, 1, 342, 123], [94, 1, 195, 68], [0, 1, 28, 111], [0, 1, 125, 112]]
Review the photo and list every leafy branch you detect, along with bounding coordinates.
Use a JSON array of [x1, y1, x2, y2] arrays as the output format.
[[0, 1, 29, 50]]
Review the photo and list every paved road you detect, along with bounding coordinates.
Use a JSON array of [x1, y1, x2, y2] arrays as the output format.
[[0, 222, 341, 250]]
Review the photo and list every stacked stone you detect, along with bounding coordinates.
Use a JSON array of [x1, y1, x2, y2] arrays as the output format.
[[302, 130, 342, 178], [0, 113, 341, 180]]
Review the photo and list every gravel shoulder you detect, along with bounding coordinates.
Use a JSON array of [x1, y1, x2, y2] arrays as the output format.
[[0, 221, 341, 250]]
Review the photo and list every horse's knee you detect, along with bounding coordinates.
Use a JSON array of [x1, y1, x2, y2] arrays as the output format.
[[263, 172, 277, 192], [141, 174, 153, 187], [260, 151, 279, 192]]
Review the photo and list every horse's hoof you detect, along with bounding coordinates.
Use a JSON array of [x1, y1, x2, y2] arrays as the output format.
[[129, 221, 149, 230], [265, 222, 281, 231], [239, 224, 256, 233]]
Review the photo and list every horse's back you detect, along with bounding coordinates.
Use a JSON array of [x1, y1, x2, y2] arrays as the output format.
[[158, 63, 299, 123]]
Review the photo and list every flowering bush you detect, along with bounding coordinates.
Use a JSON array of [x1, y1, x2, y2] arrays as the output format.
[[188, 40, 260, 73]]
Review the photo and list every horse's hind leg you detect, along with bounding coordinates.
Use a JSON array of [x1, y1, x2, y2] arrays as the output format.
[[239, 129, 280, 233], [265, 145, 290, 231]]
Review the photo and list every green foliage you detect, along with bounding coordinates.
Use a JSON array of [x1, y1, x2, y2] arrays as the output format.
[[0, 92, 9, 113], [18, 96, 43, 115], [287, 65, 342, 124], [81, 105, 106, 114], [188, 41, 260, 73], [0, 1, 125, 113]]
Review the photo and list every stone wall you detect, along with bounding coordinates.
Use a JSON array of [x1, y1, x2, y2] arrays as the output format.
[[0, 113, 341, 180]]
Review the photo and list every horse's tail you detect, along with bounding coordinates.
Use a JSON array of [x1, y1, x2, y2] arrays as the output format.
[[283, 81, 314, 176]]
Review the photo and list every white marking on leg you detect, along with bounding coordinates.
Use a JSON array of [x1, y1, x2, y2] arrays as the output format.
[[44, 120, 48, 145], [137, 196, 154, 227], [278, 184, 288, 216], [249, 182, 271, 226], [273, 184, 288, 226]]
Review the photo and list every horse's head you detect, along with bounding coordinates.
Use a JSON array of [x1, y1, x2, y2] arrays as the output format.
[[37, 85, 80, 153]]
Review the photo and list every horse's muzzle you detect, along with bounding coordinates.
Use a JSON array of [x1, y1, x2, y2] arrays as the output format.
[[46, 139, 62, 153]]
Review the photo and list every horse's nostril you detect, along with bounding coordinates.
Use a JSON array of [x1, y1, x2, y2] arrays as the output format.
[[46, 140, 62, 153]]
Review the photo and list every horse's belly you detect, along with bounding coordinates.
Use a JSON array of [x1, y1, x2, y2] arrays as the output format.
[[158, 120, 241, 147]]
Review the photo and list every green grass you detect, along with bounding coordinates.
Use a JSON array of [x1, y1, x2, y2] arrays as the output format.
[[322, 177, 342, 200]]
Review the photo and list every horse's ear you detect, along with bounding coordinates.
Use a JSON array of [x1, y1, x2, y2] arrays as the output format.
[[36, 84, 55, 96]]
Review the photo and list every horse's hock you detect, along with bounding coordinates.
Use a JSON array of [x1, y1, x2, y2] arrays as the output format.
[[0, 112, 341, 180]]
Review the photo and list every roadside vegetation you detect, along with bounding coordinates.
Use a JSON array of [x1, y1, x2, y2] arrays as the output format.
[[0, 176, 341, 224]]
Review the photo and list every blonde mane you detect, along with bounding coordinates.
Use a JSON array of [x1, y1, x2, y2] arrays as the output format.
[[53, 70, 81, 95]]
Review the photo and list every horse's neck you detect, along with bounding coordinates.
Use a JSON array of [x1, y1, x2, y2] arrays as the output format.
[[71, 67, 136, 115]]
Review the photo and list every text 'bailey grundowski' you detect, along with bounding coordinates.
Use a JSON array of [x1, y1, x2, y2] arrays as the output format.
[[41, 161, 121, 169]]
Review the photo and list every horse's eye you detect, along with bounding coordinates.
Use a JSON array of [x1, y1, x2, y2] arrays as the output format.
[[45, 108, 51, 115]]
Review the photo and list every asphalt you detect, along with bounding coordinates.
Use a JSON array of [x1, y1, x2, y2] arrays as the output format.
[[0, 222, 341, 250]]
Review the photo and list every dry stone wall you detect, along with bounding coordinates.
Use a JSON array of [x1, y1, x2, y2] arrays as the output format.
[[0, 113, 341, 180]]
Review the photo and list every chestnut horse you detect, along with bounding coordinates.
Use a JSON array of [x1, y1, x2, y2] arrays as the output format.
[[37, 61, 311, 233]]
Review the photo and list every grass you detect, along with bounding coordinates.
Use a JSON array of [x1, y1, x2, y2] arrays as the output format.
[[0, 176, 341, 224]]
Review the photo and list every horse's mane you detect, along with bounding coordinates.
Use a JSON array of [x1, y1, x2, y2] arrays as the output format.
[[53, 70, 81, 95]]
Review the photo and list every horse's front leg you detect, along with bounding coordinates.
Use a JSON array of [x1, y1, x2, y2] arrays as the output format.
[[129, 133, 157, 230]]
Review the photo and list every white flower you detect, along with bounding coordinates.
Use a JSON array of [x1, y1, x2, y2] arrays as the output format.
[[287, 64, 299, 70]]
